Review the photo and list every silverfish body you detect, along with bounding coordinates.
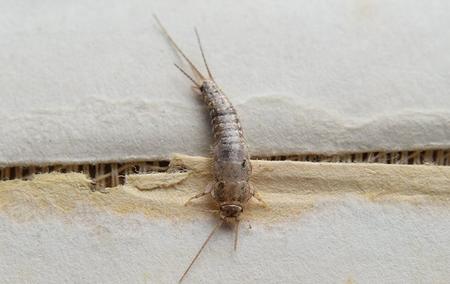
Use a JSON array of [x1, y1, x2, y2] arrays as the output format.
[[201, 80, 253, 218], [154, 16, 265, 282]]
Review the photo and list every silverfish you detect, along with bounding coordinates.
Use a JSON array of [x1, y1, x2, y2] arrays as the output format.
[[154, 16, 266, 282]]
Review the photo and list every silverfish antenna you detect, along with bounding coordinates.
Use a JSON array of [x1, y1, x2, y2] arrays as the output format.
[[194, 27, 214, 80], [174, 63, 199, 87], [153, 14, 205, 83], [179, 219, 224, 283], [234, 219, 240, 251]]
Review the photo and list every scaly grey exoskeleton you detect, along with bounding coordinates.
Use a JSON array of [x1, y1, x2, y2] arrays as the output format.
[[154, 16, 266, 282]]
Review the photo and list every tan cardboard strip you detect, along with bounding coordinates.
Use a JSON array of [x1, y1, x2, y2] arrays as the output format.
[[1, 150, 448, 189], [1, 154, 449, 223]]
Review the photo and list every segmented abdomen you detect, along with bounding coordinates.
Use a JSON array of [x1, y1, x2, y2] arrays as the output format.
[[201, 80, 251, 182]]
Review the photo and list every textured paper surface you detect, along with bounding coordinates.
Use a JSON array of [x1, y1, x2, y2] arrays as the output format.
[[1, 156, 449, 283], [1, 0, 450, 166]]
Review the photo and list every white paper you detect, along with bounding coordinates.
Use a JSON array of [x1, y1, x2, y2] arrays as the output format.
[[1, 0, 449, 166], [1, 196, 449, 283]]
